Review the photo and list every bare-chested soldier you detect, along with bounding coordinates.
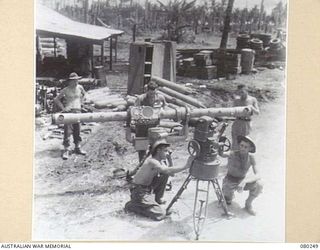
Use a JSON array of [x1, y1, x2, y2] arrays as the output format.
[[231, 84, 260, 150], [220, 135, 263, 215], [54, 72, 87, 160], [125, 139, 194, 221]]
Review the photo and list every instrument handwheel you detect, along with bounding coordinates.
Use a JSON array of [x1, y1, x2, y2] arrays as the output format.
[[188, 140, 201, 157], [219, 136, 231, 152]]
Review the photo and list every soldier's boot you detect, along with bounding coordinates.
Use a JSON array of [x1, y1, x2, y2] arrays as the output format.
[[74, 143, 87, 155], [244, 195, 257, 216], [62, 147, 71, 160]]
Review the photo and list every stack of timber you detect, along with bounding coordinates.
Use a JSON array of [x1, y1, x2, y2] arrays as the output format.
[[39, 37, 67, 58]]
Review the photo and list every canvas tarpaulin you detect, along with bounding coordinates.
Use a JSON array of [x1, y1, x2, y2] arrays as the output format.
[[36, 4, 123, 42]]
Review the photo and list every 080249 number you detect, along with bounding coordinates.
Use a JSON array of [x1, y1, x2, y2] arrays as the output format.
[[300, 244, 319, 248]]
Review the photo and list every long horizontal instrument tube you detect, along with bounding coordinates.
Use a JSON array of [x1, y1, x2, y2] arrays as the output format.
[[94, 100, 128, 109], [52, 106, 252, 125], [159, 87, 207, 108], [52, 111, 128, 124], [159, 106, 252, 120], [151, 76, 194, 95]]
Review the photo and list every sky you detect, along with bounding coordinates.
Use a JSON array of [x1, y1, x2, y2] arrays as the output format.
[[233, 0, 286, 14]]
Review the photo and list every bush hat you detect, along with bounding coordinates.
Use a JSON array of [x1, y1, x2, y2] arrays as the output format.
[[237, 135, 256, 153], [151, 139, 170, 154], [68, 72, 82, 80]]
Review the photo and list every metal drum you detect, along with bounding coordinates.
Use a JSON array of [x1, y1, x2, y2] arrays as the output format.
[[189, 158, 220, 180]]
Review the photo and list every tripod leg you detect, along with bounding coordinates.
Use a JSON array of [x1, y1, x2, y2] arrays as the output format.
[[166, 174, 193, 215], [193, 180, 210, 240], [211, 179, 233, 217]]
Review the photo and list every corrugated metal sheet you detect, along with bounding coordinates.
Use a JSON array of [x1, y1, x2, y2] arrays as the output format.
[[36, 4, 123, 42]]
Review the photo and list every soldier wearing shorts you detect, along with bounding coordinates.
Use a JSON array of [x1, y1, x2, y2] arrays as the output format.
[[220, 135, 263, 216]]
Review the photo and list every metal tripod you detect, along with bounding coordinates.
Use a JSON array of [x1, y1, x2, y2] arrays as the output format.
[[166, 173, 233, 240]]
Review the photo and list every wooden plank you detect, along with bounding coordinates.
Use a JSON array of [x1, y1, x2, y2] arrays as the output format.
[[151, 43, 164, 78], [163, 41, 176, 82], [127, 43, 147, 95]]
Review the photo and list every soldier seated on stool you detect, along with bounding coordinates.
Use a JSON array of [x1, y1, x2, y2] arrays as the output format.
[[219, 135, 263, 216], [125, 139, 194, 221]]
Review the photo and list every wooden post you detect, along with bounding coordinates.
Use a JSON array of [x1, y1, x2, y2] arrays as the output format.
[[90, 44, 94, 77], [53, 37, 57, 57], [36, 35, 42, 73], [101, 41, 105, 65], [133, 24, 136, 42], [109, 36, 113, 70], [115, 36, 118, 63]]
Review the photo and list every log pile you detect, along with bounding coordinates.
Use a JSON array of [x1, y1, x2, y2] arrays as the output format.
[[39, 37, 67, 58]]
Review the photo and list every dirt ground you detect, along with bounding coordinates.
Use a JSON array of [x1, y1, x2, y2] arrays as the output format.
[[33, 32, 286, 241], [33, 64, 286, 241]]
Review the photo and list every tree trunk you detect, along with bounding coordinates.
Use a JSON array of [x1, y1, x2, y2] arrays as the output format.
[[84, 0, 89, 23], [219, 0, 235, 49]]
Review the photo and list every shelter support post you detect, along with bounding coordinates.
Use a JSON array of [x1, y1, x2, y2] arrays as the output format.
[[101, 41, 105, 65], [53, 37, 57, 57], [109, 36, 113, 70], [90, 44, 94, 77], [115, 36, 118, 63]]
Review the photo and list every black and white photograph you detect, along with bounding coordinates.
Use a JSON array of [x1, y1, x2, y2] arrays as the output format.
[[34, 0, 287, 241]]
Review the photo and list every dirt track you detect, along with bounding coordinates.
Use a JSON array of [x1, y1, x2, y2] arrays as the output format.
[[33, 68, 285, 241]]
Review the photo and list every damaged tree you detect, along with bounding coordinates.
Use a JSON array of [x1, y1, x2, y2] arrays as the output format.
[[219, 0, 235, 49]]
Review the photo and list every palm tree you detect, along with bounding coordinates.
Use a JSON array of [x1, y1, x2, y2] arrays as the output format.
[[239, 7, 248, 32], [157, 0, 196, 42], [209, 0, 218, 32], [232, 8, 241, 32], [271, 1, 286, 28], [248, 5, 260, 32]]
